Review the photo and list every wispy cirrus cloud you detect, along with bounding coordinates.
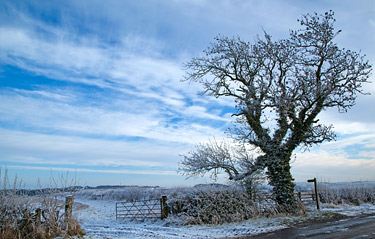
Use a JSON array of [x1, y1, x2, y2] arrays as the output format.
[[0, 89, 227, 144], [0, 13, 232, 147]]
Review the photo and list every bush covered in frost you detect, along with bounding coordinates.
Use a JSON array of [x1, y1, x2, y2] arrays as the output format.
[[0, 168, 85, 239], [167, 186, 260, 224]]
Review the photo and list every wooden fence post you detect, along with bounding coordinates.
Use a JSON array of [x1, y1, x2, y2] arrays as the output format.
[[115, 202, 118, 220], [160, 196, 168, 219], [307, 178, 320, 210], [65, 195, 73, 228], [35, 208, 42, 226]]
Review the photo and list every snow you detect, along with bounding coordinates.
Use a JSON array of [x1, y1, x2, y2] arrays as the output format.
[[73, 198, 375, 239], [320, 203, 375, 217]]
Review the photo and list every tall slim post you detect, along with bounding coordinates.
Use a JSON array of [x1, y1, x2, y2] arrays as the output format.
[[161, 196, 168, 219], [307, 178, 320, 211]]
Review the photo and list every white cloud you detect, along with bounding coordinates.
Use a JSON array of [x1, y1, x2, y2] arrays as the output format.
[[0, 128, 186, 167], [6, 165, 177, 176], [183, 105, 231, 122], [0, 21, 234, 124], [357, 150, 375, 159], [292, 150, 375, 182], [0, 18, 231, 146], [0, 91, 226, 144], [292, 132, 375, 182], [15, 89, 72, 101], [320, 134, 375, 152], [0, 25, 199, 104]]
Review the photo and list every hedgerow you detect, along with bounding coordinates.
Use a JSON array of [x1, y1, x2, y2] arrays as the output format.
[[318, 183, 375, 205], [167, 186, 262, 224], [0, 168, 85, 239]]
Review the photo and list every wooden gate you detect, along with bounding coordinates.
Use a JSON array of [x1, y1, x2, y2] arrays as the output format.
[[116, 196, 168, 220], [296, 192, 316, 206]]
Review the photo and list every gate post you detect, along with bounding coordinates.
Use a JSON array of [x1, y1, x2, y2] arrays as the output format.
[[35, 208, 42, 226], [297, 192, 302, 201], [161, 196, 168, 219], [115, 202, 118, 219], [307, 178, 320, 210], [65, 195, 74, 229]]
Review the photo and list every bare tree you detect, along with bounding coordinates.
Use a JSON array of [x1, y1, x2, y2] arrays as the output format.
[[179, 140, 265, 199], [181, 11, 372, 212]]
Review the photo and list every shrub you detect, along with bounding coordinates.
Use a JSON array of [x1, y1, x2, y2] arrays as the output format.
[[167, 186, 260, 225], [0, 168, 85, 239]]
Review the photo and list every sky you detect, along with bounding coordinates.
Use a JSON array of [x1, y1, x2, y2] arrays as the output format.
[[0, 0, 374, 188]]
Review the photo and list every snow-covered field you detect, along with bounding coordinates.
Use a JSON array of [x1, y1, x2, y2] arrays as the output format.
[[320, 203, 375, 217], [73, 198, 375, 239]]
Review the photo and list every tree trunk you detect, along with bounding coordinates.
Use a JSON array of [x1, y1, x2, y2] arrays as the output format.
[[266, 152, 297, 213]]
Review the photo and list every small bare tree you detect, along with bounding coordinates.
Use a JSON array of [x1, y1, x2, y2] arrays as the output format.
[[181, 11, 372, 212], [179, 140, 265, 198]]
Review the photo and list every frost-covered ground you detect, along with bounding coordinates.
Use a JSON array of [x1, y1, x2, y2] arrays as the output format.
[[73, 198, 375, 239], [319, 203, 375, 217]]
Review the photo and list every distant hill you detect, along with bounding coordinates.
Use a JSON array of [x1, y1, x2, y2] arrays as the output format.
[[83, 185, 160, 190]]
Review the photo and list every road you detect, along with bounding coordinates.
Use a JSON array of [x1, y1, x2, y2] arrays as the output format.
[[244, 213, 375, 239]]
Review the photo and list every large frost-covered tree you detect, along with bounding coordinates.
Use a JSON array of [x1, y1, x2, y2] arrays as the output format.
[[181, 11, 372, 212]]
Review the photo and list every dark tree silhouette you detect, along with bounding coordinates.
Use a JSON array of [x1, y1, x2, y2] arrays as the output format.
[[181, 11, 372, 212]]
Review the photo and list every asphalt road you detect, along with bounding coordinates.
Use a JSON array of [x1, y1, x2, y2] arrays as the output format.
[[245, 213, 375, 239]]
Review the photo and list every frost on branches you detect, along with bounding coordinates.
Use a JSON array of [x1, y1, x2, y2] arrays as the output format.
[[179, 140, 265, 199], [180, 11, 372, 213]]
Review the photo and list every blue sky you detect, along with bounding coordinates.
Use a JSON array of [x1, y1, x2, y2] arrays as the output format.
[[0, 0, 374, 188]]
